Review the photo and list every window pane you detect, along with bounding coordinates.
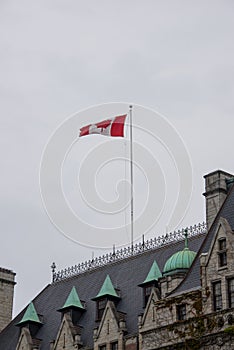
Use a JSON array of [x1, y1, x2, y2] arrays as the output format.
[[219, 239, 226, 250], [214, 282, 221, 294], [111, 342, 118, 350], [145, 286, 152, 296], [99, 299, 106, 308], [219, 252, 227, 267], [218, 239, 227, 267], [213, 281, 222, 311], [228, 279, 234, 308], [144, 285, 152, 307], [229, 279, 234, 291], [97, 299, 107, 320], [177, 304, 186, 321], [99, 345, 106, 350]]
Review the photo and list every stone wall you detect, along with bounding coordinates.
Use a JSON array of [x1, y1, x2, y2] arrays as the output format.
[[141, 308, 234, 350], [200, 218, 234, 315], [93, 301, 125, 350], [203, 170, 233, 229], [0, 267, 16, 332]]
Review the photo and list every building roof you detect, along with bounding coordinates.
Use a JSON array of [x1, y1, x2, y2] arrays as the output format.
[[163, 233, 196, 275], [163, 248, 196, 275], [59, 286, 84, 311], [92, 275, 119, 300], [170, 184, 234, 297], [141, 260, 162, 285], [16, 302, 42, 326], [0, 231, 205, 349]]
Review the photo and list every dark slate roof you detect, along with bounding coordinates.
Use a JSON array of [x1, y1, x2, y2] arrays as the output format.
[[0, 233, 205, 350], [170, 184, 234, 297]]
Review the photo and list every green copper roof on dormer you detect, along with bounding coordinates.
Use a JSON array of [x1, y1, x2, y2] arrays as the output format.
[[17, 302, 42, 325], [143, 261, 162, 284], [94, 275, 119, 299], [60, 286, 84, 310], [163, 230, 196, 276]]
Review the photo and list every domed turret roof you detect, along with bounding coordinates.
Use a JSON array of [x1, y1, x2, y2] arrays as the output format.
[[163, 231, 196, 276]]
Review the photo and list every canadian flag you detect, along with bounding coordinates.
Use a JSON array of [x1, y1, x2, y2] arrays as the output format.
[[79, 115, 127, 137]]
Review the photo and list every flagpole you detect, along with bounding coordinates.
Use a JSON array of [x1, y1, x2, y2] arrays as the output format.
[[129, 105, 134, 252]]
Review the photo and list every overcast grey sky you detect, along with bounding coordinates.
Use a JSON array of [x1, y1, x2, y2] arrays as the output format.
[[1, 1, 234, 316]]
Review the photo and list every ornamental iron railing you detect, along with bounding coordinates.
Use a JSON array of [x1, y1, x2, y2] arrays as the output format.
[[51, 222, 207, 283]]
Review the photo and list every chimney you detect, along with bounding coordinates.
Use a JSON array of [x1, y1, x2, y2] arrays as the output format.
[[0, 267, 16, 332], [203, 170, 234, 230]]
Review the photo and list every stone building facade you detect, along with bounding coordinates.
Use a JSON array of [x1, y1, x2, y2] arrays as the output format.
[[0, 267, 16, 333], [1, 169, 234, 350]]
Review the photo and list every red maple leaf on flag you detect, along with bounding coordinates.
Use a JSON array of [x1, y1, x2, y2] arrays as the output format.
[[95, 119, 112, 129]]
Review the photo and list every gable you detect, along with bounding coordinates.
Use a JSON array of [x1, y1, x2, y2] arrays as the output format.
[[96, 301, 119, 339], [16, 327, 33, 350], [205, 217, 233, 270], [140, 287, 167, 332], [200, 217, 234, 314], [53, 314, 75, 350], [171, 186, 234, 297]]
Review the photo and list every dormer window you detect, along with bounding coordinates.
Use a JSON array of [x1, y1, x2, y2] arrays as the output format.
[[57, 286, 85, 325], [92, 275, 120, 322], [97, 298, 107, 321], [144, 285, 153, 307], [218, 238, 227, 267], [16, 302, 43, 337], [138, 260, 162, 308]]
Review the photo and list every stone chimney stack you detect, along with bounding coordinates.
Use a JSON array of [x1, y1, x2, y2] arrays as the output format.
[[203, 170, 234, 230], [0, 267, 16, 332]]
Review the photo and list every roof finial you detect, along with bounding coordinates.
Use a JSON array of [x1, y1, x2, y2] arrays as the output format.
[[51, 262, 56, 282], [184, 228, 188, 249], [51, 262, 56, 273]]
